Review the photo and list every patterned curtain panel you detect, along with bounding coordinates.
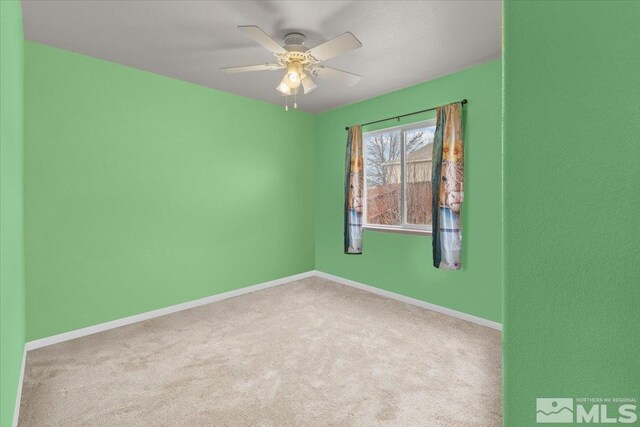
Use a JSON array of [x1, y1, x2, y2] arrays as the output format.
[[344, 125, 363, 254], [432, 103, 464, 270]]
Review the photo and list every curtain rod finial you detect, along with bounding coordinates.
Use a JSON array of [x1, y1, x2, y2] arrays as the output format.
[[462, 99, 468, 105], [345, 126, 350, 131]]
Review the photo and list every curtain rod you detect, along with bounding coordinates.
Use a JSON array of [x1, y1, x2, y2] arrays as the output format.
[[345, 99, 468, 131]]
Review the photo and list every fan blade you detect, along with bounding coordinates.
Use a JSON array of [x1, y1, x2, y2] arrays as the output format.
[[307, 32, 362, 61], [301, 76, 318, 94], [310, 66, 361, 86], [221, 64, 283, 73], [237, 25, 287, 54]]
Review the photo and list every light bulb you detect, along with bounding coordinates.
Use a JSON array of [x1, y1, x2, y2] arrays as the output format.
[[285, 73, 301, 89], [284, 61, 302, 89]]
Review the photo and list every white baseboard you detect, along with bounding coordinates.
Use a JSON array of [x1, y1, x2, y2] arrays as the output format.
[[313, 271, 502, 331], [25, 270, 316, 351], [13, 345, 26, 427], [25, 268, 500, 353], [16, 268, 498, 423]]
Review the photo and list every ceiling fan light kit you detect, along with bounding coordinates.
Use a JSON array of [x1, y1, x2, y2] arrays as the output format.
[[221, 26, 362, 110]]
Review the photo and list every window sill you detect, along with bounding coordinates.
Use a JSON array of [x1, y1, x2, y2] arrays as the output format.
[[363, 225, 432, 236]]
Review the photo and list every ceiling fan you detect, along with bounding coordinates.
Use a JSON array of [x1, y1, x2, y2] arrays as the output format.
[[221, 26, 362, 109]]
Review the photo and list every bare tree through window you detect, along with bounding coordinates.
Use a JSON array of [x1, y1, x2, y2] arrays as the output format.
[[364, 123, 435, 229], [365, 131, 401, 225]]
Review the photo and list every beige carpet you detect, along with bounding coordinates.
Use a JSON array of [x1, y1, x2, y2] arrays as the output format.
[[19, 277, 502, 426]]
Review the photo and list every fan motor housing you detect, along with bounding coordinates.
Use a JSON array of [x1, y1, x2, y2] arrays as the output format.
[[277, 33, 318, 68], [283, 32, 307, 48]]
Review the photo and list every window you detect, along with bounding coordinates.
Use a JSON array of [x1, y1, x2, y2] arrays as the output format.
[[363, 119, 436, 234]]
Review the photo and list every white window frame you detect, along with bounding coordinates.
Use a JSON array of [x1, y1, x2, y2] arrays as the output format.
[[363, 118, 436, 236]]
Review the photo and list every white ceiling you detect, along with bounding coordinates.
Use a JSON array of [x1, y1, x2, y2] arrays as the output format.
[[22, 1, 502, 113]]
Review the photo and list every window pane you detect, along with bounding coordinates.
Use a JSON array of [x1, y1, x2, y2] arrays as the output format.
[[365, 131, 401, 226], [405, 127, 435, 225]]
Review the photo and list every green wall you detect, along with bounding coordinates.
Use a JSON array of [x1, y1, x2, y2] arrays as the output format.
[[12, 3, 640, 425], [24, 42, 315, 341], [314, 60, 502, 323], [503, 1, 640, 425], [0, 1, 25, 426]]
